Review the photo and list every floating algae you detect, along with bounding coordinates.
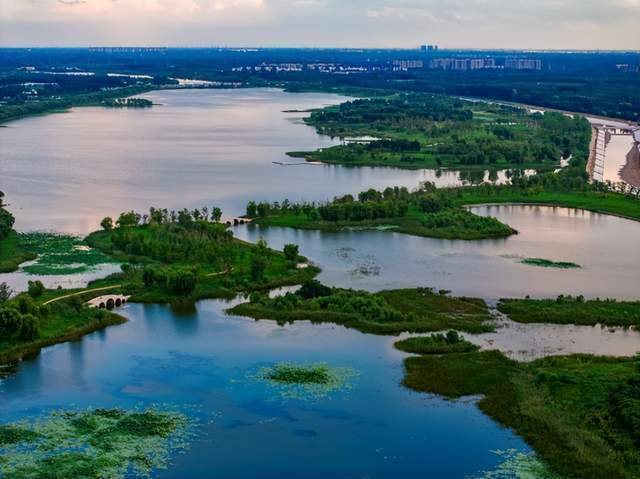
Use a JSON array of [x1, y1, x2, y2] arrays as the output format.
[[253, 363, 358, 400], [18, 232, 116, 275], [519, 258, 581, 269], [467, 449, 565, 479], [0, 407, 192, 478]]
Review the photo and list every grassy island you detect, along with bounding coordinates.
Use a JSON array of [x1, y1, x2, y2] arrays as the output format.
[[403, 350, 640, 479], [498, 296, 640, 327], [228, 281, 494, 334], [293, 93, 591, 171], [394, 330, 479, 355], [519, 257, 581, 269], [102, 97, 153, 108], [0, 202, 319, 362], [84, 207, 318, 304], [246, 185, 516, 240]]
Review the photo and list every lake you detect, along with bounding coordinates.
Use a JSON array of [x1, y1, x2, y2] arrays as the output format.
[[0, 299, 529, 478], [2, 88, 640, 478], [235, 204, 640, 300], [1, 88, 509, 235]]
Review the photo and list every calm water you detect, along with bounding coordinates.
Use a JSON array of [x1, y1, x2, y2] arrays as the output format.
[[0, 300, 528, 478], [2, 88, 640, 477], [1, 88, 505, 235], [235, 204, 640, 300]]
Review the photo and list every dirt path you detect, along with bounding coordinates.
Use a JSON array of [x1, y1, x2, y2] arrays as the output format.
[[42, 284, 122, 306]]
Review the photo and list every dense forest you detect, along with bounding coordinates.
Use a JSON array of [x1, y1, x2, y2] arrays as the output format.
[[246, 184, 516, 240], [1, 48, 638, 124], [298, 94, 592, 169]]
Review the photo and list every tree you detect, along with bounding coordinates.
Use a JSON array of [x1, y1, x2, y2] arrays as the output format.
[[250, 255, 267, 280], [100, 217, 113, 231], [27, 280, 45, 299], [297, 280, 332, 299], [246, 201, 257, 217], [0, 282, 12, 304], [116, 211, 140, 228], [283, 243, 299, 262], [211, 207, 222, 223]]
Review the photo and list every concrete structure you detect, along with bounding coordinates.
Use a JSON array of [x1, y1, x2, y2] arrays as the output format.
[[87, 294, 129, 310]]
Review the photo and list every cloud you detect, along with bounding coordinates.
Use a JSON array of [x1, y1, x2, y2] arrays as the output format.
[[0, 0, 638, 48]]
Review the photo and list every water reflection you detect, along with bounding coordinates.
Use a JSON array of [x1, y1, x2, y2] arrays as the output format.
[[234, 204, 640, 300], [0, 301, 529, 478], [2, 88, 514, 235]]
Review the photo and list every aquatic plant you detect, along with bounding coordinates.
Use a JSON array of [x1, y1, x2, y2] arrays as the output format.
[[19, 232, 116, 275], [395, 331, 479, 355], [0, 407, 192, 478], [467, 449, 565, 478], [519, 258, 581, 269], [255, 362, 357, 400]]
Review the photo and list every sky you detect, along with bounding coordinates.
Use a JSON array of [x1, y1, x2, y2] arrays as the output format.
[[1, 0, 639, 49]]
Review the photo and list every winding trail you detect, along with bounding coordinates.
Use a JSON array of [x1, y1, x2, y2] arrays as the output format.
[[42, 285, 122, 306]]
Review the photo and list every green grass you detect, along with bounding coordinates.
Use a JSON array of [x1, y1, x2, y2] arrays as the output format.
[[520, 258, 581, 269], [394, 331, 479, 355], [498, 297, 640, 327], [0, 231, 37, 273], [254, 362, 358, 400], [254, 206, 517, 240], [457, 190, 640, 223], [262, 364, 333, 384], [85, 224, 320, 305], [18, 232, 116, 275], [0, 407, 191, 478], [0, 300, 127, 363], [403, 352, 640, 479], [228, 286, 494, 335]]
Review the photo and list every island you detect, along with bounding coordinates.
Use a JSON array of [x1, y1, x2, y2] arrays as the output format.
[[289, 93, 592, 171], [245, 184, 517, 240]]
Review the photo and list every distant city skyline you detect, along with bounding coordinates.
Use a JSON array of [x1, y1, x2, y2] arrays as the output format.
[[1, 0, 639, 50]]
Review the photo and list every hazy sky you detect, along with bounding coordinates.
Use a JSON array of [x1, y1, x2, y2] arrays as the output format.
[[1, 0, 639, 49]]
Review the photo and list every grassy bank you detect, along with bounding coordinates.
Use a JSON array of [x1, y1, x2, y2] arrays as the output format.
[[0, 296, 126, 363], [253, 205, 516, 240], [0, 231, 37, 273], [294, 93, 590, 171], [85, 209, 319, 305], [228, 283, 494, 335], [403, 351, 640, 479], [0, 85, 155, 125], [247, 186, 517, 241], [457, 189, 640, 222], [394, 331, 479, 354], [498, 296, 640, 327]]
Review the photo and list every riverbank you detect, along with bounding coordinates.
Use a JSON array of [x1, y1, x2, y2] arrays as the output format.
[[0, 85, 155, 125], [0, 297, 127, 364], [456, 190, 640, 223], [403, 350, 640, 479], [0, 232, 37, 273], [228, 285, 495, 335]]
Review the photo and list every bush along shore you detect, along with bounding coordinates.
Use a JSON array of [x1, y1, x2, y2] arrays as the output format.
[[403, 350, 640, 479], [245, 184, 517, 240], [0, 201, 319, 363], [228, 281, 494, 334], [292, 93, 591, 171], [498, 295, 640, 327]]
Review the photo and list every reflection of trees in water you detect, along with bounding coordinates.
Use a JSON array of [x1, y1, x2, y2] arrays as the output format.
[[458, 169, 486, 185]]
